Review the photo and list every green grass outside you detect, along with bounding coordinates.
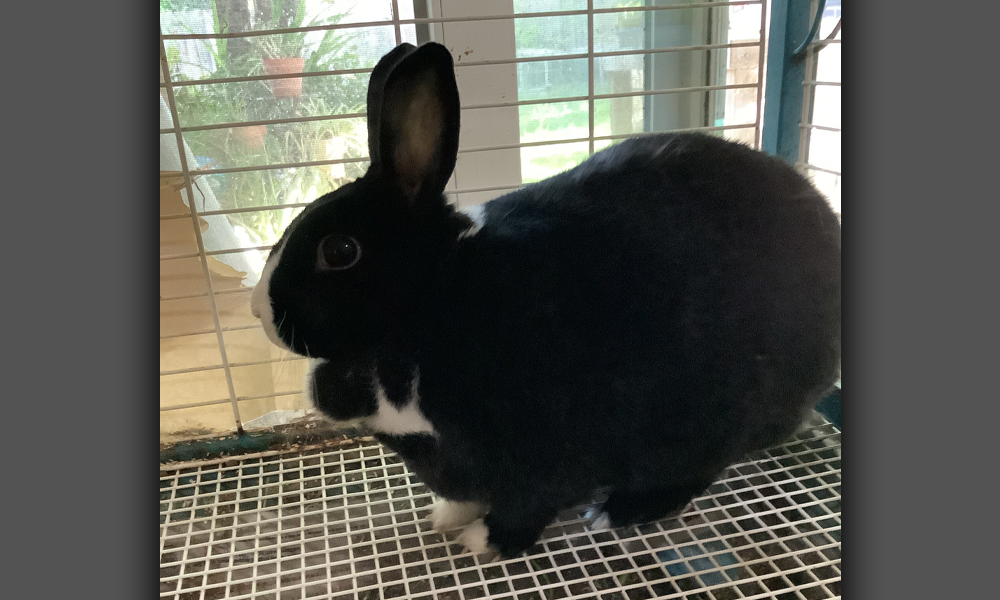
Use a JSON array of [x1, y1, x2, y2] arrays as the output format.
[[518, 101, 615, 182]]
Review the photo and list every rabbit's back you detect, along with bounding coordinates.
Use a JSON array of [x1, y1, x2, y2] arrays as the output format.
[[415, 133, 839, 495]]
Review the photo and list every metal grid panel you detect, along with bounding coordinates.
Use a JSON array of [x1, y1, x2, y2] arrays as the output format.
[[160, 414, 840, 599]]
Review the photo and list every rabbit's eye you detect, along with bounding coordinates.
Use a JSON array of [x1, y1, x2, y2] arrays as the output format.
[[317, 235, 361, 271]]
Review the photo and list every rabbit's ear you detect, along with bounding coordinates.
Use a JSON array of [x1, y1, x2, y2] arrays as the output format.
[[376, 42, 460, 203], [366, 43, 417, 167]]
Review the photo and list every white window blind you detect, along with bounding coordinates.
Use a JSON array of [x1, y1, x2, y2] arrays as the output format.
[[159, 0, 770, 443]]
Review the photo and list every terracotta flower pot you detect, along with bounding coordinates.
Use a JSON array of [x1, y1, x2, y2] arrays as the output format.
[[233, 125, 267, 150], [263, 57, 305, 98]]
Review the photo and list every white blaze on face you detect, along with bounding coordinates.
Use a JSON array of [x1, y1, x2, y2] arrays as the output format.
[[250, 242, 292, 352]]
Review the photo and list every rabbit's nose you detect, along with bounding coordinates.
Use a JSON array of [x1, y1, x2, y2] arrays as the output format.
[[251, 305, 261, 319]]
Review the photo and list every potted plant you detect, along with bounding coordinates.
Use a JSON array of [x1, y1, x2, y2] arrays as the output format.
[[232, 124, 268, 151], [260, 36, 307, 98], [255, 0, 315, 99], [255, 1, 358, 99], [167, 0, 369, 238]]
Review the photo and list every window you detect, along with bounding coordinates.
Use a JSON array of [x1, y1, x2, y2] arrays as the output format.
[[160, 0, 769, 443]]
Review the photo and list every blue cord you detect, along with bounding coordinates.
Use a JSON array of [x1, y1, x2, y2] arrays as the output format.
[[792, 0, 828, 62]]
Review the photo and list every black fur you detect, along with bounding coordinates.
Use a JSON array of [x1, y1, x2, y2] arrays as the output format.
[[365, 43, 417, 167], [309, 359, 377, 421], [260, 43, 841, 558]]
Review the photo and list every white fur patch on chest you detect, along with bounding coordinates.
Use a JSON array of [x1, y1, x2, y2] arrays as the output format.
[[367, 368, 437, 436]]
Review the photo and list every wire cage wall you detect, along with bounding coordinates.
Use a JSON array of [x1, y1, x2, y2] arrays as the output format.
[[159, 1, 842, 598], [796, 1, 841, 215]]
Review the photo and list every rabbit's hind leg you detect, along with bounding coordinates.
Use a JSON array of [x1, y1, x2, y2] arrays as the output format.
[[598, 479, 715, 528]]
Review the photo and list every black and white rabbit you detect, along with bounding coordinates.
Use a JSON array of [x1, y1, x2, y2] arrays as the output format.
[[250, 42, 841, 558]]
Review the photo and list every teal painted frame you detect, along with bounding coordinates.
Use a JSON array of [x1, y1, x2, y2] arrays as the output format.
[[761, 0, 816, 163]]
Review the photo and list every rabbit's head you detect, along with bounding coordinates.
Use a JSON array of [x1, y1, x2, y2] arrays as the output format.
[[250, 43, 466, 361]]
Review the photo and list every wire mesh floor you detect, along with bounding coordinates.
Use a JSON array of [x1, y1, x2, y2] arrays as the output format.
[[160, 414, 841, 600]]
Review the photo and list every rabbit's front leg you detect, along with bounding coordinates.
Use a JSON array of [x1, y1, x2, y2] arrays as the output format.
[[457, 495, 560, 558]]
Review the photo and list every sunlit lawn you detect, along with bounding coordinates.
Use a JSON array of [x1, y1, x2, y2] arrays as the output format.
[[518, 101, 613, 182]]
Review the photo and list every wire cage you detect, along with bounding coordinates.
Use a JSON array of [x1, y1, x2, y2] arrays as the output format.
[[159, 1, 842, 598], [160, 413, 840, 600]]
